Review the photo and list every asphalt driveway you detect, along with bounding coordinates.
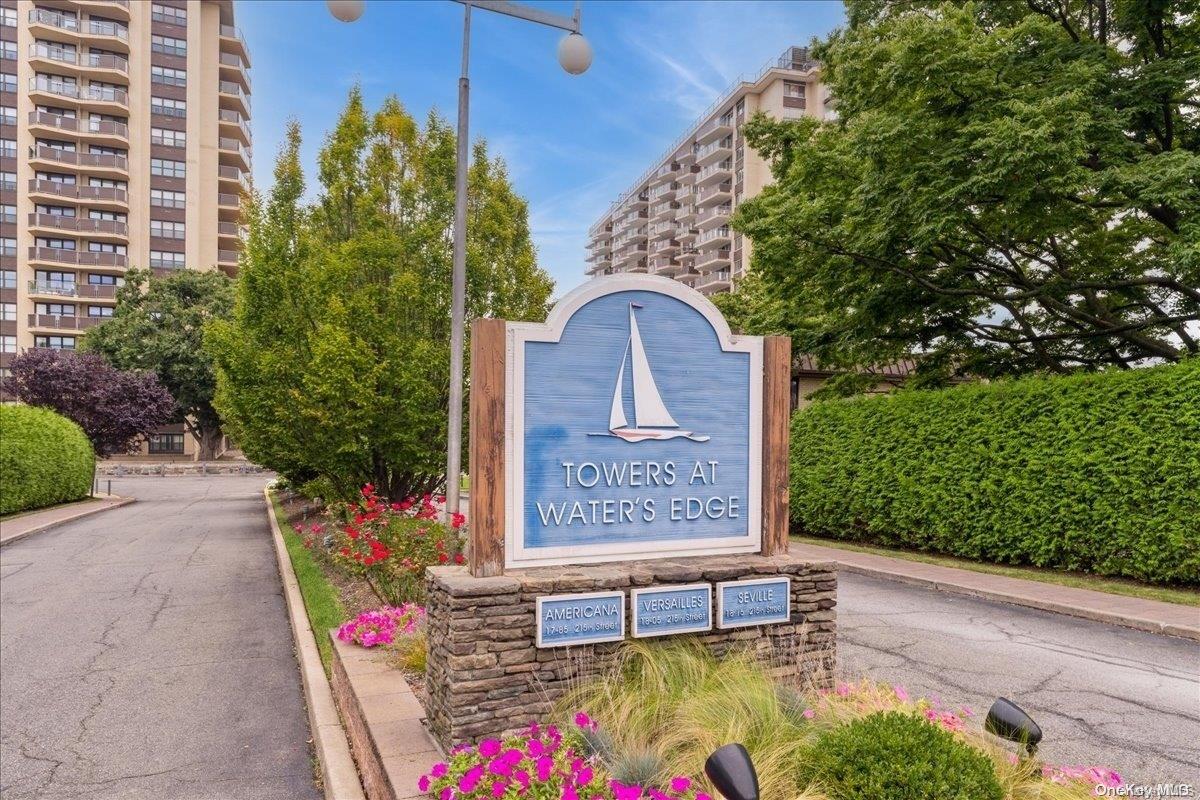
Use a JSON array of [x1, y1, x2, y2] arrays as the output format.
[[0, 476, 320, 800]]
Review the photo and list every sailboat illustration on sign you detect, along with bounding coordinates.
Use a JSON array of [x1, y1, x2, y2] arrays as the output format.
[[590, 303, 710, 443]]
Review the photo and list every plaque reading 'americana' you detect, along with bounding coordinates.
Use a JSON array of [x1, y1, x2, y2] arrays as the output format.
[[535, 591, 626, 648]]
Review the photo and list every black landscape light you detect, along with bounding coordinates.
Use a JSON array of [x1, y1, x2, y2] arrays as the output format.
[[985, 697, 1043, 756], [704, 743, 759, 800]]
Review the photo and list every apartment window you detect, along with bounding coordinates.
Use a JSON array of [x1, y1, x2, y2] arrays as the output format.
[[88, 112, 124, 130], [38, 171, 76, 184], [37, 205, 74, 217], [783, 81, 806, 98], [38, 105, 75, 118], [35, 335, 76, 350], [1, 237, 15, 256], [87, 81, 123, 102], [87, 48, 123, 68], [151, 127, 185, 147], [1, 302, 14, 321], [0, 172, 13, 191], [150, 250, 185, 269], [88, 144, 124, 157], [1, 204, 13, 224], [88, 17, 127, 38], [88, 241, 126, 255], [151, 34, 187, 57], [35, 302, 74, 316], [1, 73, 15, 92], [88, 305, 114, 317], [151, 189, 186, 208], [150, 220, 185, 239], [89, 209, 125, 222], [88, 177, 125, 189], [151, 97, 186, 118], [151, 65, 187, 87], [148, 433, 185, 454], [0, 105, 14, 125], [151, 4, 187, 26], [1, 335, 15, 354], [37, 270, 75, 288], [1, 270, 16, 289], [150, 158, 185, 178], [88, 274, 121, 286], [36, 237, 75, 251], [1, 41, 15, 61], [0, 138, 14, 158], [38, 138, 76, 152], [1, 7, 16, 27]]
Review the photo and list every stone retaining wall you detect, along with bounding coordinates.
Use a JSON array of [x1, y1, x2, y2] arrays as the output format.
[[425, 554, 837, 749]]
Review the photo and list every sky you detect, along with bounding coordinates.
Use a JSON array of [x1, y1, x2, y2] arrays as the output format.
[[238, 0, 847, 293]]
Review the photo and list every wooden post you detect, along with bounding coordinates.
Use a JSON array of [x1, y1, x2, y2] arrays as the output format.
[[760, 335, 791, 556], [469, 318, 506, 576]]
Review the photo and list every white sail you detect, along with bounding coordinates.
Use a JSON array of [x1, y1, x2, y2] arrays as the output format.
[[627, 304, 679, 429], [609, 341, 629, 431]]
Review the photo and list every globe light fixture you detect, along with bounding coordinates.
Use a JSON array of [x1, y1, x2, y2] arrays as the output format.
[[326, 0, 365, 23], [557, 32, 593, 75]]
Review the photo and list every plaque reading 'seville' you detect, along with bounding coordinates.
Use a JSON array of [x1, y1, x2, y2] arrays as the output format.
[[716, 577, 791, 629]]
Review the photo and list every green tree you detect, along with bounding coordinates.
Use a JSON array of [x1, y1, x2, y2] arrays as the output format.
[[86, 268, 234, 459], [207, 91, 553, 501], [734, 0, 1199, 381]]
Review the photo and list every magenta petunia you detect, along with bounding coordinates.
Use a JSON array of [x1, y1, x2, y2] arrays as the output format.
[[535, 755, 555, 782], [417, 775, 430, 793], [431, 762, 449, 778], [670, 776, 691, 793], [479, 739, 502, 758]]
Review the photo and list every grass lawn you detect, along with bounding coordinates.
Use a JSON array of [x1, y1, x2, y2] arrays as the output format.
[[270, 491, 345, 674], [791, 534, 1200, 607]]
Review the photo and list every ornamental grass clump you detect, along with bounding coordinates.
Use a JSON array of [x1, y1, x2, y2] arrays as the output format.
[[420, 715, 713, 800], [799, 711, 1004, 800]]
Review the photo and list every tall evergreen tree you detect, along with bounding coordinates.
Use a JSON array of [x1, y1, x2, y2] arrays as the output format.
[[207, 91, 553, 500]]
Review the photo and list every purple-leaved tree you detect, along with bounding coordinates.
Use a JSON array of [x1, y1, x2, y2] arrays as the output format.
[[8, 349, 176, 458]]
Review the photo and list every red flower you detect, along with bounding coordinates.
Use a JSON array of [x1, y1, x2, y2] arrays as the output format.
[[340, 548, 350, 556], [362, 483, 374, 496], [348, 529, 359, 540], [438, 552, 449, 564], [454, 552, 465, 565], [354, 514, 365, 525], [435, 539, 445, 551]]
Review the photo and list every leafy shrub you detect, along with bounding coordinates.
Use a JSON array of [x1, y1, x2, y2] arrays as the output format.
[[801, 711, 1003, 800], [791, 360, 1200, 584], [0, 405, 94, 515]]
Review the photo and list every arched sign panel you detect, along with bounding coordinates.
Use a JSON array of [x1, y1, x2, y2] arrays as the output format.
[[504, 275, 764, 567]]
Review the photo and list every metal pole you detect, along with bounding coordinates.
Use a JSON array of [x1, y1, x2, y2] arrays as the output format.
[[445, 3, 471, 524]]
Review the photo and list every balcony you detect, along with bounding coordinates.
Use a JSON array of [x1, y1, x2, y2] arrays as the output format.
[[696, 181, 732, 208], [649, 222, 674, 241], [696, 270, 732, 293], [676, 269, 700, 286], [694, 247, 731, 272], [217, 221, 244, 240], [650, 238, 678, 255], [696, 204, 731, 230], [27, 314, 105, 331], [28, 280, 80, 298], [29, 213, 128, 237], [217, 249, 240, 267], [649, 202, 677, 224], [219, 109, 251, 144], [218, 192, 241, 211], [697, 226, 731, 247], [695, 137, 732, 167], [29, 77, 129, 108], [219, 80, 251, 115], [676, 166, 699, 186], [649, 162, 676, 185], [220, 24, 251, 64], [28, 8, 79, 33], [649, 256, 681, 277], [29, 247, 127, 268], [648, 183, 676, 202], [695, 115, 734, 145], [696, 160, 731, 187], [219, 51, 250, 86], [675, 227, 698, 244], [28, 111, 129, 142], [31, 145, 127, 174], [28, 43, 128, 74], [219, 137, 252, 170]]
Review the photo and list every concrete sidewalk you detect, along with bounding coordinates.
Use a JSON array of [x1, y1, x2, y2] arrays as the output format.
[[0, 494, 133, 546], [790, 540, 1199, 641]]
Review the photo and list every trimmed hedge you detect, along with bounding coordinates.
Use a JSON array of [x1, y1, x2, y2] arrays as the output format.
[[791, 360, 1200, 586], [0, 404, 94, 516]]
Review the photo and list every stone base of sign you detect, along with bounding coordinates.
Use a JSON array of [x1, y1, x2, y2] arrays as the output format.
[[424, 555, 837, 749]]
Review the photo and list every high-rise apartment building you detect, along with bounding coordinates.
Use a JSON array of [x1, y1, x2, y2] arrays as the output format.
[[586, 47, 830, 295], [1, 0, 250, 457]]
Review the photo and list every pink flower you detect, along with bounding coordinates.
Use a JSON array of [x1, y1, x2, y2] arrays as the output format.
[[460, 765, 484, 793], [696, 794, 712, 800], [893, 685, 909, 703], [574, 711, 594, 730], [491, 780, 508, 798], [561, 786, 579, 800], [836, 682, 851, 697], [440, 789, 453, 800], [479, 739, 502, 758], [488, 758, 512, 778], [610, 781, 642, 800], [514, 770, 531, 791], [802, 709, 816, 719], [527, 738, 545, 758], [536, 755, 555, 782], [417, 775, 430, 792], [670, 777, 691, 793], [575, 766, 593, 787], [431, 762, 448, 778]]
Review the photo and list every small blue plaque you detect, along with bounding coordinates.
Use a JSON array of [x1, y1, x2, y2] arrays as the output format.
[[536, 591, 625, 648], [630, 583, 713, 638], [716, 577, 791, 629]]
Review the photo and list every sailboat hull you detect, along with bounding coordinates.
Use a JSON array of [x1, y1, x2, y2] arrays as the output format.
[[590, 427, 711, 443]]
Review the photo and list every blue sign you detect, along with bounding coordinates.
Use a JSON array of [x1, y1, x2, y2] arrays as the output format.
[[716, 577, 791, 629], [507, 276, 764, 567], [631, 583, 713, 638], [535, 591, 626, 648]]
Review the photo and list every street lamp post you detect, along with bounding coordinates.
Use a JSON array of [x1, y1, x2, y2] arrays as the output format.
[[328, 0, 592, 523]]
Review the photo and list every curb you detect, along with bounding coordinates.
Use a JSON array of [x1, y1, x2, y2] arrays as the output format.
[[0, 496, 135, 547], [264, 489, 367, 800], [828, 561, 1200, 642]]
